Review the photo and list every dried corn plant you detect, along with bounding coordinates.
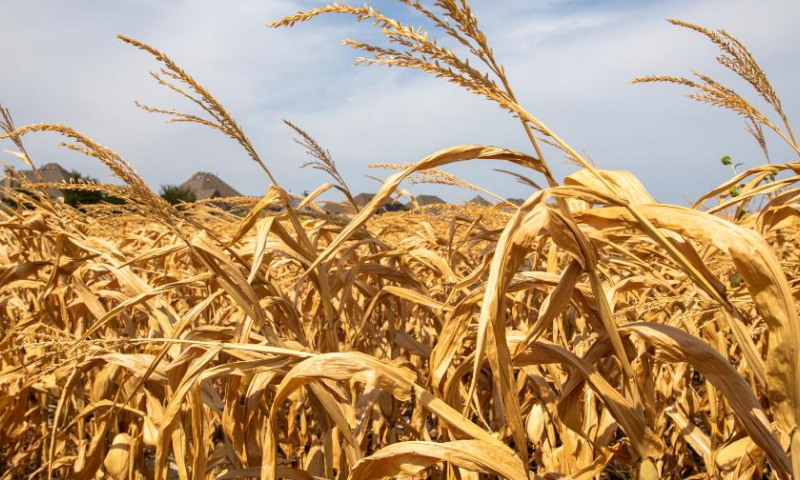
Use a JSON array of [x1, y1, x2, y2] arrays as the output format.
[[370, 163, 512, 207], [0, 3, 799, 480]]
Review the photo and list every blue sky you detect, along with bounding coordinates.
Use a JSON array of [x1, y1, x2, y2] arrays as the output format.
[[1, 0, 798, 205]]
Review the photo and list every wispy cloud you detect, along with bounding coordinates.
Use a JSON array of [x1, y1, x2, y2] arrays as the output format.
[[1, 0, 797, 204]]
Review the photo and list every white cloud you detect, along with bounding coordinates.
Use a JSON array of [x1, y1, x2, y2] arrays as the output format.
[[1, 0, 797, 204]]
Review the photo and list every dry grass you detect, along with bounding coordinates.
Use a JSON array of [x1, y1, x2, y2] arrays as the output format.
[[1, 2, 799, 480]]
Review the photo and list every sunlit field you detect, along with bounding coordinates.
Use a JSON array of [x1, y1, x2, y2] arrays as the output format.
[[1, 2, 799, 480]]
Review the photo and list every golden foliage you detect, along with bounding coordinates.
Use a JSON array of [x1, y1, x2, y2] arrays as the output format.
[[1, 3, 799, 480]]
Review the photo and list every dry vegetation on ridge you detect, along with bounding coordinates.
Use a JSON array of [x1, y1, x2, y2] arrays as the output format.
[[1, 2, 799, 479]]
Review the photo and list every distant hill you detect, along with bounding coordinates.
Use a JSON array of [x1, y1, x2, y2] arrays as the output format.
[[179, 172, 241, 200], [467, 195, 493, 206], [2, 162, 71, 199]]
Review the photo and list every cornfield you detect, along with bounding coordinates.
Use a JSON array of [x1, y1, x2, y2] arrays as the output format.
[[1, 2, 799, 480]]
